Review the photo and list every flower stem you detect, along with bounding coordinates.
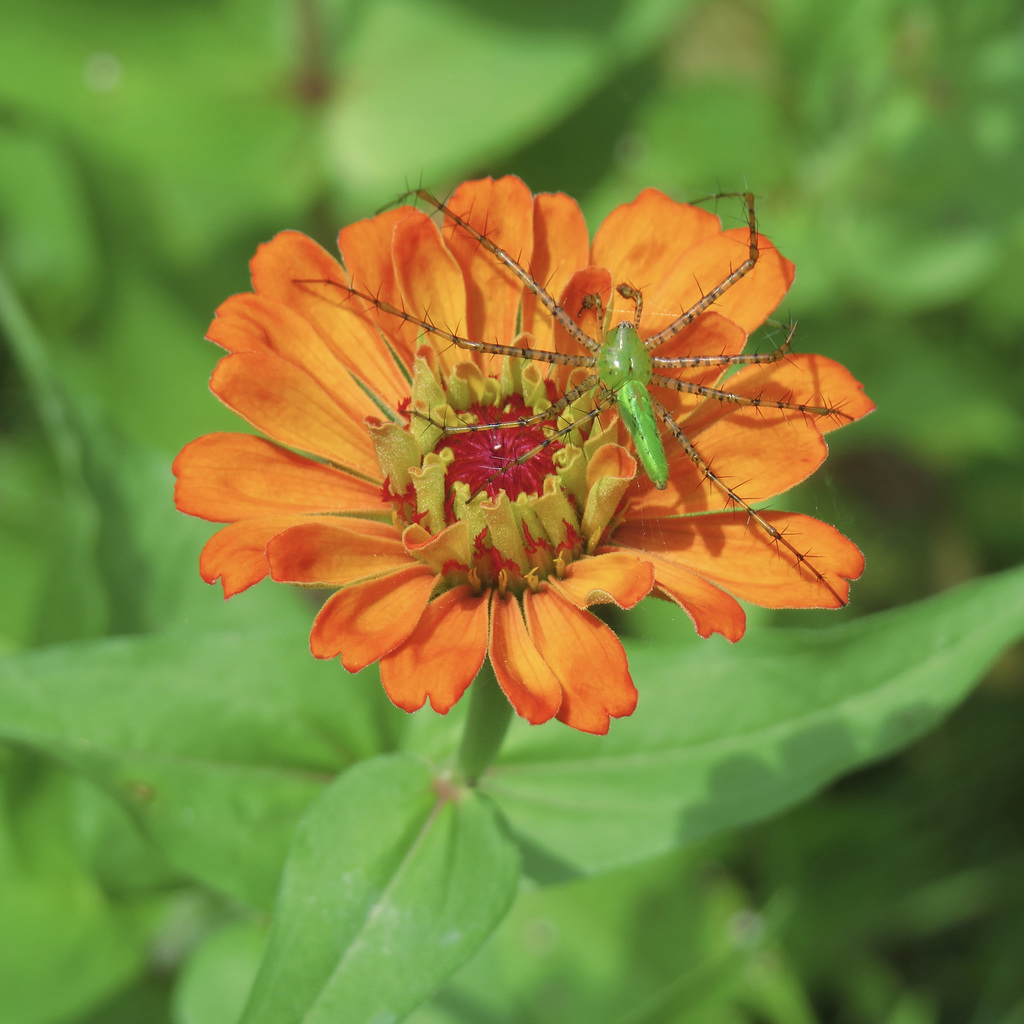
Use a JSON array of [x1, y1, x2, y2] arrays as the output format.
[[456, 660, 513, 785]]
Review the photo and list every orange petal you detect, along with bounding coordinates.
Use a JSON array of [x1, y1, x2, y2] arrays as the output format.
[[644, 229, 793, 338], [267, 519, 408, 585], [694, 405, 829, 503], [524, 589, 637, 734], [207, 294, 381, 422], [209, 352, 378, 476], [591, 190, 722, 308], [309, 564, 437, 670], [549, 551, 654, 610], [391, 209, 470, 379], [337, 206, 433, 366], [525, 191, 590, 351], [379, 586, 489, 713], [173, 433, 383, 521], [645, 313, 750, 425], [198, 515, 335, 598], [599, 543, 746, 641], [248, 230, 411, 409], [489, 592, 562, 725], [445, 177, 535, 375], [614, 510, 865, 609], [337, 205, 407, 304], [627, 395, 835, 519], [686, 352, 875, 439]]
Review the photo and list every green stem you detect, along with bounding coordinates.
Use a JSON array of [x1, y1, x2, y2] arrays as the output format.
[[456, 659, 513, 785]]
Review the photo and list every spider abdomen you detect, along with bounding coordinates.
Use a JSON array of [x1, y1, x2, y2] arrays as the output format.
[[599, 323, 667, 489]]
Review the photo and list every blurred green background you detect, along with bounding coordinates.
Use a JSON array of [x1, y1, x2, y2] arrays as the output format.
[[1, 0, 1022, 1021]]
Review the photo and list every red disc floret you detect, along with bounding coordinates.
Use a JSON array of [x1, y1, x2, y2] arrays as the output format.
[[443, 396, 561, 502]]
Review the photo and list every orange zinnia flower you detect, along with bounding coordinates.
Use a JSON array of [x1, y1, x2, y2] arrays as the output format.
[[173, 176, 873, 734]]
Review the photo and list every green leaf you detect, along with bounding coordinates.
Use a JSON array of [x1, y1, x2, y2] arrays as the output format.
[[320, 0, 691, 208], [0, 123, 99, 331], [0, 752, 155, 1024], [240, 754, 519, 1024], [0, 625, 397, 908], [483, 565, 1024, 881], [0, 253, 316, 644], [174, 919, 267, 1024], [407, 851, 773, 1024]]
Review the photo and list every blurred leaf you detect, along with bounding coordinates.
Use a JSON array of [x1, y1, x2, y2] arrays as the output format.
[[0, 123, 99, 330], [82, 255, 239, 454], [0, 265, 110, 644], [0, 257, 306, 644], [239, 754, 519, 1024], [320, 0, 692, 208], [408, 850, 816, 1024], [0, 442, 61, 654], [0, 0, 692, 257], [0, 751, 156, 1024], [174, 919, 267, 1024], [0, 0, 311, 268], [483, 565, 1024, 880], [0, 624, 397, 908], [632, 83, 791, 195]]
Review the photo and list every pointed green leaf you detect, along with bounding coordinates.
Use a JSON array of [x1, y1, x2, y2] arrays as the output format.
[[241, 754, 519, 1024], [484, 565, 1024, 879], [0, 625, 396, 908]]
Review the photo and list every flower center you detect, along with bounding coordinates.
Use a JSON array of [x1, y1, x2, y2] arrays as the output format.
[[442, 396, 561, 504], [369, 350, 635, 597]]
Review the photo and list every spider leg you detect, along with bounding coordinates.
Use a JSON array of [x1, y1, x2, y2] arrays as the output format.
[[653, 322, 795, 371], [651, 394, 847, 605], [650, 373, 849, 422], [410, 188, 602, 356], [643, 192, 760, 351]]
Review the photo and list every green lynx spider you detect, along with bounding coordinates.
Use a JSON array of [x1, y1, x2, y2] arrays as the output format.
[[337, 188, 849, 604]]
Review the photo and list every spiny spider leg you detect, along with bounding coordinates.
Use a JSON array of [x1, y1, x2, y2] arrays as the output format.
[[643, 191, 760, 351], [652, 322, 796, 370], [650, 374, 848, 421], [301, 278, 594, 370], [408, 188, 601, 355], [650, 394, 846, 605]]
